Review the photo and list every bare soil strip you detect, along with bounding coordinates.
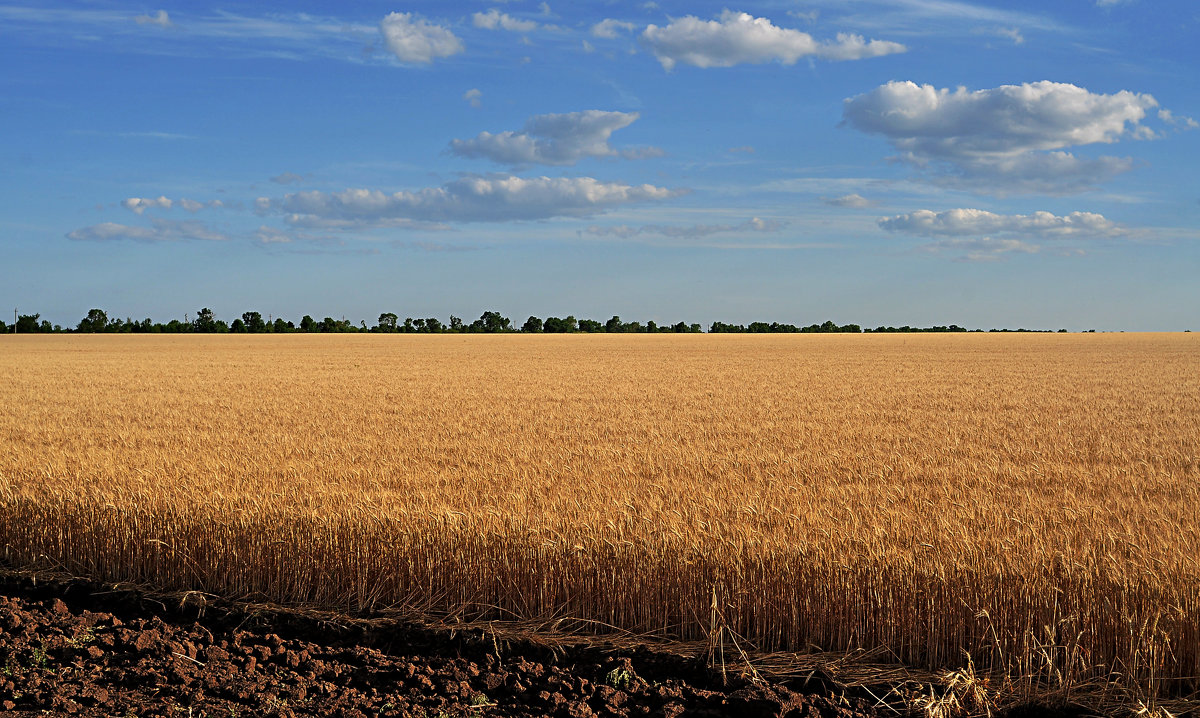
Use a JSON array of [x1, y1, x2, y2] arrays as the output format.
[[0, 569, 904, 718]]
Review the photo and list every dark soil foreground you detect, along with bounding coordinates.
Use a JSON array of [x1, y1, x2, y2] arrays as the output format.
[[0, 570, 887, 718]]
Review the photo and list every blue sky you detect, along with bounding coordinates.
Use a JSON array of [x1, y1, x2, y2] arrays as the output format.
[[2, 0, 1197, 330]]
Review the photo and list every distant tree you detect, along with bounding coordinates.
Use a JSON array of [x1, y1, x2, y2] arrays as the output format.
[[273, 318, 291, 333], [709, 322, 744, 333], [193, 308, 218, 333], [402, 317, 414, 333], [413, 318, 427, 333], [300, 315, 316, 332], [230, 318, 246, 333], [522, 316, 543, 333], [424, 317, 443, 333], [605, 315, 624, 333], [320, 317, 339, 333], [77, 308, 109, 333], [470, 311, 511, 333], [241, 311, 266, 332], [377, 313, 398, 332], [16, 314, 43, 333], [449, 315, 464, 332], [0, 319, 7, 333], [543, 316, 576, 333], [577, 319, 603, 333]]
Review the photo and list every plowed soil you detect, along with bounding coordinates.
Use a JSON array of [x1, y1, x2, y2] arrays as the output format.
[[0, 571, 884, 718]]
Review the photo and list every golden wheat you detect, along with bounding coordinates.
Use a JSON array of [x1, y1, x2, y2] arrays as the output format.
[[0, 333, 1196, 698]]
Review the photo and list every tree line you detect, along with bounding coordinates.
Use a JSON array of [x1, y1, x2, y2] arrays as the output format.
[[2, 308, 1074, 335]]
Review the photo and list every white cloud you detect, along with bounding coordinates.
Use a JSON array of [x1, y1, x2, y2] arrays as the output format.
[[255, 226, 294, 244], [584, 217, 783, 239], [878, 208, 1126, 238], [923, 237, 1041, 262], [67, 218, 229, 242], [259, 175, 680, 225], [380, 12, 463, 64], [591, 19, 636, 38], [1158, 109, 1199, 129], [843, 80, 1162, 194], [822, 193, 875, 208], [134, 10, 171, 27], [640, 11, 904, 70], [121, 196, 223, 213], [121, 196, 173, 214], [270, 172, 305, 184], [449, 110, 652, 166], [463, 88, 482, 108], [995, 26, 1023, 44], [473, 9, 538, 32]]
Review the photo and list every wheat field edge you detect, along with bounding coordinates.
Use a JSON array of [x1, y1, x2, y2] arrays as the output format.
[[1, 333, 1196, 699]]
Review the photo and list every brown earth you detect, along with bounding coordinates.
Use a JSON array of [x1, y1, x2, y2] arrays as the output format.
[[0, 570, 1117, 718]]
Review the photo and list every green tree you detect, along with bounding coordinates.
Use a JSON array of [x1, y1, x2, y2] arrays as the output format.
[[522, 316, 543, 333], [543, 316, 576, 333], [230, 318, 246, 332], [77, 308, 109, 333], [16, 313, 43, 333], [377, 312, 398, 332], [470, 311, 511, 333], [577, 319, 602, 333], [300, 315, 316, 332], [605, 315, 623, 333], [193, 308, 218, 333], [449, 315, 464, 332], [241, 311, 266, 332]]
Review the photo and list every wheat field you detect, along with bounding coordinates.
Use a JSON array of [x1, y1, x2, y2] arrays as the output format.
[[0, 333, 1196, 699]]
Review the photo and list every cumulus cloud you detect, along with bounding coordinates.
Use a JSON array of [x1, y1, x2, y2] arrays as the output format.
[[878, 208, 1126, 238], [449, 110, 653, 166], [121, 196, 223, 213], [134, 9, 171, 27], [121, 196, 173, 214], [380, 12, 463, 63], [67, 218, 229, 242], [257, 175, 679, 226], [843, 80, 1163, 194], [584, 217, 783, 239], [822, 193, 875, 208], [640, 11, 904, 70], [463, 88, 482, 108], [473, 9, 538, 32], [591, 19, 636, 38]]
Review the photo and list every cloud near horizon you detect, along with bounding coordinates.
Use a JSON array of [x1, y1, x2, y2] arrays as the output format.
[[67, 218, 230, 242], [257, 175, 681, 226], [842, 81, 1163, 195], [449, 111, 654, 166], [640, 11, 905, 70], [583, 217, 783, 240], [878, 208, 1126, 238]]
